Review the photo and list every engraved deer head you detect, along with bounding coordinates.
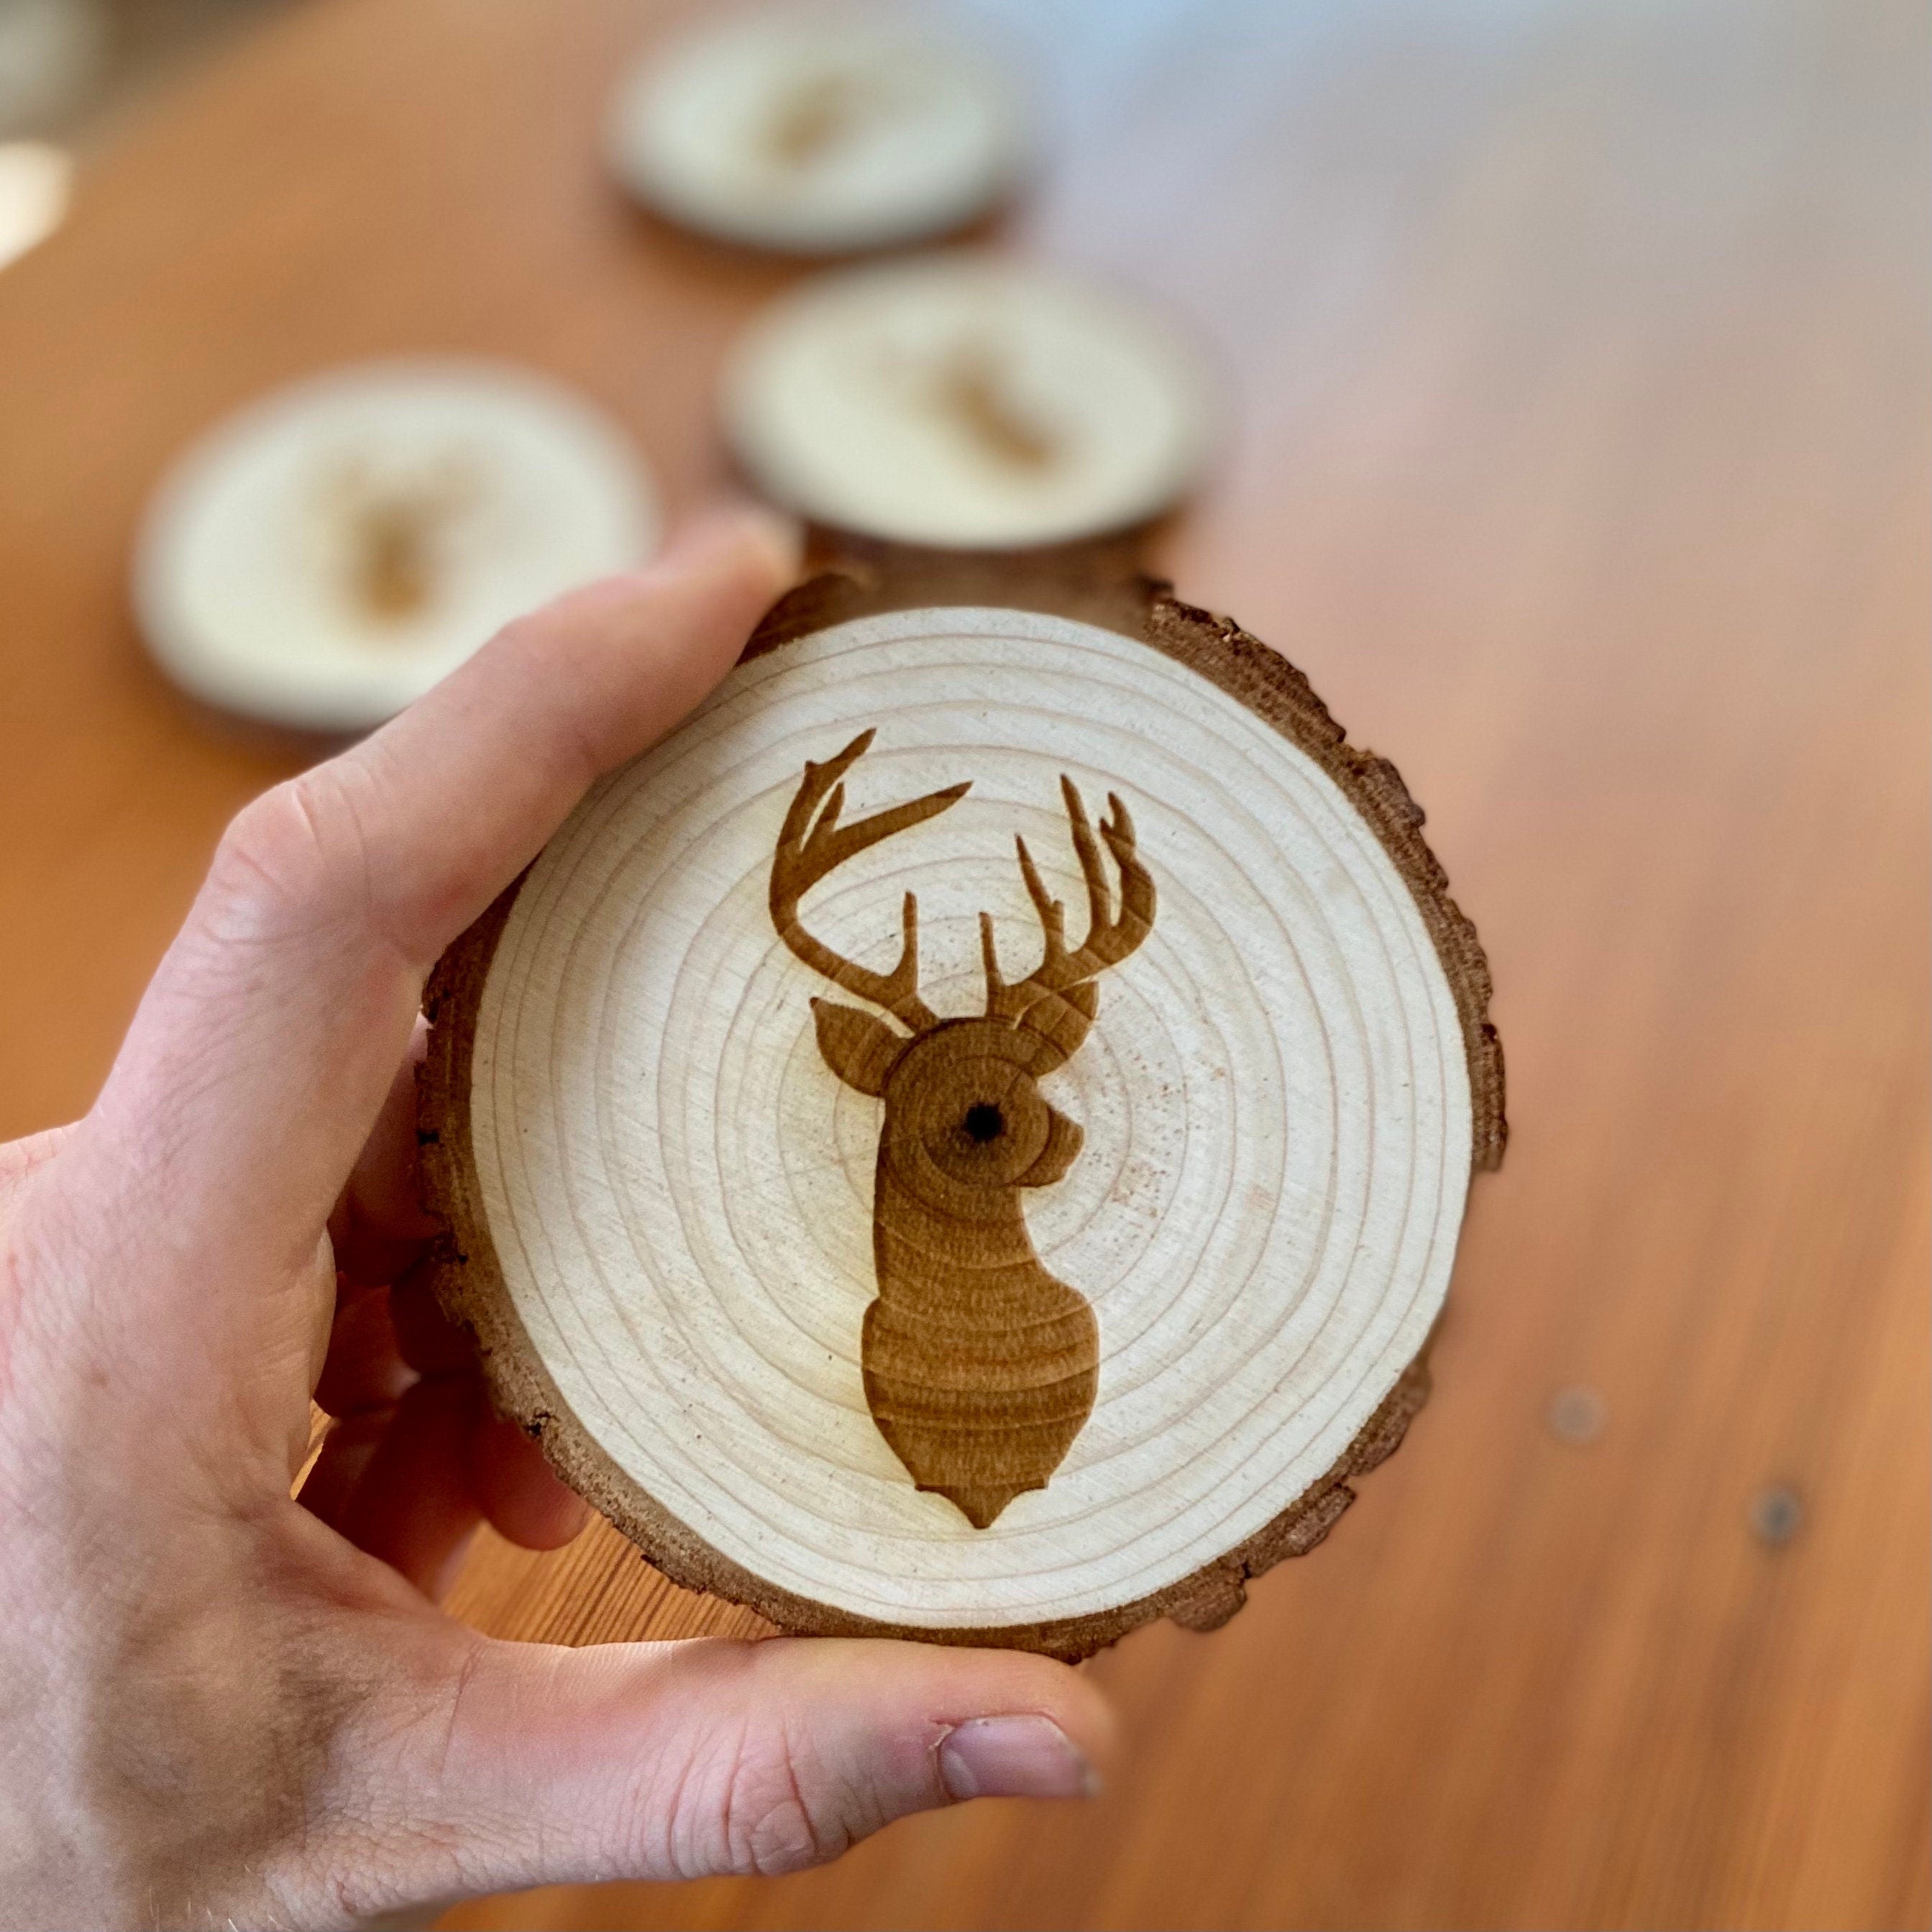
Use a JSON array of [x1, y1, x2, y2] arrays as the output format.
[[770, 729, 1155, 1526]]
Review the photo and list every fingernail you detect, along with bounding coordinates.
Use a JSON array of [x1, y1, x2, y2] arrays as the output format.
[[936, 1715, 1098, 1801]]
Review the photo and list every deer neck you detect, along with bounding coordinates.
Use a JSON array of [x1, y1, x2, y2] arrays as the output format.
[[870, 1152, 1049, 1306]]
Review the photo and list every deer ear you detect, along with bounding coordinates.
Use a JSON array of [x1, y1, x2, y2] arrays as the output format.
[[810, 999, 903, 1097]]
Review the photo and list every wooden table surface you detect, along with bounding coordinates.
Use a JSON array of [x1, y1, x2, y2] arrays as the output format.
[[1, 0, 1925, 1926]]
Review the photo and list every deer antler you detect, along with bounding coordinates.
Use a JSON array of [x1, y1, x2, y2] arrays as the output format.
[[981, 777, 1155, 1029], [769, 730, 970, 1033]]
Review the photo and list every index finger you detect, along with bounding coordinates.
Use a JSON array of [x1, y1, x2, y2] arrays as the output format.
[[85, 508, 796, 1317]]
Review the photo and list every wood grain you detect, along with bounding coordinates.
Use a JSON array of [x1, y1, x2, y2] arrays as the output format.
[[418, 590, 1490, 1654], [0, 0, 1922, 1925]]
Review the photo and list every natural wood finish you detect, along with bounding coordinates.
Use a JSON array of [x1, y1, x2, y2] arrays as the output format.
[[418, 587, 1489, 1654], [0, 0, 1921, 1925]]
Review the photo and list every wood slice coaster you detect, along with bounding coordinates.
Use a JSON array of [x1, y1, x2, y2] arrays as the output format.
[[420, 544, 1505, 1660], [134, 358, 660, 734], [721, 256, 1219, 549], [604, 6, 1029, 256]]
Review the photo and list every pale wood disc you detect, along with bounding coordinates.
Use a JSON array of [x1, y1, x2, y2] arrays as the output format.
[[422, 562, 1503, 1659]]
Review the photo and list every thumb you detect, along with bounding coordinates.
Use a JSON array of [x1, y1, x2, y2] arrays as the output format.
[[361, 1634, 1112, 1906]]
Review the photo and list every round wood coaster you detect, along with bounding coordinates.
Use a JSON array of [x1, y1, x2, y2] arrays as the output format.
[[722, 255, 1219, 549], [134, 358, 659, 734], [605, 4, 1029, 255], [420, 546, 1504, 1659]]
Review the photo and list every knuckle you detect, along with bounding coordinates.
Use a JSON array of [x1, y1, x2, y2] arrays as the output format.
[[653, 1662, 857, 1880], [206, 766, 367, 946], [743, 1795, 833, 1877], [724, 1734, 850, 1878], [211, 781, 329, 921]]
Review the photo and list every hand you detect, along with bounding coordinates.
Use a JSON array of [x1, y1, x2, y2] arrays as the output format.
[[0, 510, 1112, 1931]]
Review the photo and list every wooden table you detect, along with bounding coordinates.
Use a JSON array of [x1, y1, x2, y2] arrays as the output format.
[[1, 0, 1924, 1926]]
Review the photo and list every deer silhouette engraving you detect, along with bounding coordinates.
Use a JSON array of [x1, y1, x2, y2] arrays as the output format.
[[770, 730, 1155, 1528]]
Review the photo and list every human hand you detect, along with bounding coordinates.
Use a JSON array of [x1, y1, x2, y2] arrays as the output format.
[[0, 510, 1112, 1931]]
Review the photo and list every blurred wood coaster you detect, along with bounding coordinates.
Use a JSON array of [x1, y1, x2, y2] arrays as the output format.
[[604, 3, 1030, 255], [133, 358, 659, 736], [428, 536, 1504, 1657], [722, 257, 1220, 549]]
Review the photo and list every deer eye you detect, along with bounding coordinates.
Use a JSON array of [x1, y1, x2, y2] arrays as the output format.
[[963, 1102, 1004, 1143]]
